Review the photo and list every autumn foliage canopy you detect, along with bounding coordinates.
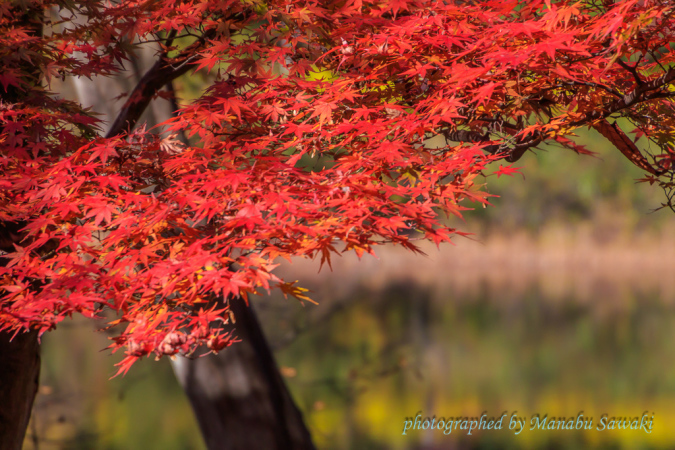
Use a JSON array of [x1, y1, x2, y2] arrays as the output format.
[[2, 0, 675, 374]]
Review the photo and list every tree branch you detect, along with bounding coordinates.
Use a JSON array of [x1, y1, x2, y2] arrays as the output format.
[[441, 129, 501, 154], [444, 67, 675, 164], [593, 120, 662, 175], [105, 31, 215, 138], [593, 67, 675, 121], [617, 58, 644, 86]]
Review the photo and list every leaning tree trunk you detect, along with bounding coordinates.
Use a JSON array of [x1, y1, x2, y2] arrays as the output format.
[[0, 329, 40, 450], [0, 224, 41, 450], [172, 297, 315, 450], [65, 37, 315, 450]]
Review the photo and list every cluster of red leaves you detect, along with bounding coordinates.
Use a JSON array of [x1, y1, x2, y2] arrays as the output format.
[[2, 0, 675, 374]]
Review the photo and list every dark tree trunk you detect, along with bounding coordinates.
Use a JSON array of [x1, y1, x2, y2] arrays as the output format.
[[0, 330, 40, 450], [171, 297, 315, 450]]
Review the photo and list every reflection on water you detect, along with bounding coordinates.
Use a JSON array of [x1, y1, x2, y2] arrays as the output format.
[[268, 282, 675, 449], [26, 240, 675, 449]]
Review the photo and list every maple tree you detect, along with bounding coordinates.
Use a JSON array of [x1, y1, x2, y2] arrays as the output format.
[[3, 0, 675, 446]]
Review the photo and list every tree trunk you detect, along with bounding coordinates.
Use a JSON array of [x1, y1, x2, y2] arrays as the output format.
[[0, 330, 40, 450], [171, 297, 315, 450]]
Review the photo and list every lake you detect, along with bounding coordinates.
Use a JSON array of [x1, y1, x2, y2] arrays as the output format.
[[27, 236, 675, 449]]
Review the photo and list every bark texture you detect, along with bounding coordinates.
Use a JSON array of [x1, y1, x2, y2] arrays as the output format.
[[171, 297, 315, 450], [0, 330, 40, 450]]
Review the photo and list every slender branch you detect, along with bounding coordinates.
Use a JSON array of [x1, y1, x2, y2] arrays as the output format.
[[106, 30, 215, 138], [617, 58, 644, 86], [506, 67, 675, 162], [163, 29, 178, 52], [444, 66, 675, 164], [441, 129, 500, 154], [605, 67, 675, 115], [555, 80, 623, 98], [593, 120, 662, 175], [649, 49, 669, 74], [443, 130, 485, 143]]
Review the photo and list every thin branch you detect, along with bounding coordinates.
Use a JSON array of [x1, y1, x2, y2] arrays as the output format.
[[649, 49, 669, 74], [593, 120, 662, 175], [578, 66, 675, 123], [441, 129, 501, 154], [105, 29, 215, 138], [617, 57, 644, 85], [162, 29, 178, 53], [509, 68, 675, 161], [555, 80, 623, 98], [443, 66, 675, 164]]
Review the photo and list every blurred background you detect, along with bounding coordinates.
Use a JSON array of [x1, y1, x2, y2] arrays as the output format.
[[23, 129, 675, 449]]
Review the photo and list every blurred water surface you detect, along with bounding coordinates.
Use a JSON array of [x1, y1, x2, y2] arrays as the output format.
[[25, 235, 675, 450]]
